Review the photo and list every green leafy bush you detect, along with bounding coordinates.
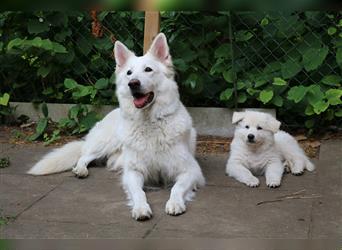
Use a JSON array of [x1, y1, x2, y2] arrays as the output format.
[[0, 11, 341, 131]]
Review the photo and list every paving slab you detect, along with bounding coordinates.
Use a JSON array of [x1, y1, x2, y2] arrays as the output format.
[[309, 140, 342, 238], [146, 186, 313, 238], [0, 174, 64, 218], [0, 144, 54, 175], [0, 139, 341, 239]]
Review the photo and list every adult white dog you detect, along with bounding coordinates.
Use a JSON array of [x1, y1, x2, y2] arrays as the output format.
[[226, 111, 315, 188], [28, 33, 205, 221]]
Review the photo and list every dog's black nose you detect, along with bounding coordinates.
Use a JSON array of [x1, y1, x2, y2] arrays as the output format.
[[128, 79, 141, 89], [248, 134, 255, 141]]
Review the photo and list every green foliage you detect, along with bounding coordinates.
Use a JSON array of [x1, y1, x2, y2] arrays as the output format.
[[0, 157, 10, 168], [160, 11, 341, 129], [28, 103, 49, 141], [58, 104, 101, 134], [0, 93, 14, 124], [0, 11, 341, 131]]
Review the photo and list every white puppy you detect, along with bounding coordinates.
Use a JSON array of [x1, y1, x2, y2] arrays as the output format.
[[226, 111, 315, 188], [28, 33, 205, 220]]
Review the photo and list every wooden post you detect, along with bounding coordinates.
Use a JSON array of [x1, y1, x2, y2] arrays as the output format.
[[143, 11, 160, 54]]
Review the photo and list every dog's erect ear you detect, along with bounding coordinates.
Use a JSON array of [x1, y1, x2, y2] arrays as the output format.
[[232, 112, 245, 124], [114, 41, 134, 68], [266, 116, 281, 133], [147, 33, 170, 63]]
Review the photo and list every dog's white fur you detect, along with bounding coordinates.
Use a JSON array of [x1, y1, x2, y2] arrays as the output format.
[[226, 111, 315, 188], [28, 33, 205, 220]]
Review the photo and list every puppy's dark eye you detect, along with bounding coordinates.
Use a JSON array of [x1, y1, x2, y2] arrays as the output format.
[[245, 125, 249, 129], [257, 126, 263, 130], [127, 70, 132, 75], [144, 67, 153, 72]]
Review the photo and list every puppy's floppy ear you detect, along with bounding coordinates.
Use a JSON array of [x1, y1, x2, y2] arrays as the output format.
[[114, 41, 134, 68], [232, 112, 245, 124], [266, 116, 281, 133], [147, 33, 170, 63]]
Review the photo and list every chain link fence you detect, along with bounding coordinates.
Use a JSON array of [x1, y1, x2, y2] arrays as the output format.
[[1, 11, 341, 127], [159, 11, 341, 127]]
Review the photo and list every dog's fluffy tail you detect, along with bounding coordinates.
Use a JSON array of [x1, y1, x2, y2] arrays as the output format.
[[275, 131, 315, 172], [27, 141, 84, 175]]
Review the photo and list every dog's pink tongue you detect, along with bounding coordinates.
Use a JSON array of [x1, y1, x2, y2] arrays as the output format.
[[133, 95, 149, 108]]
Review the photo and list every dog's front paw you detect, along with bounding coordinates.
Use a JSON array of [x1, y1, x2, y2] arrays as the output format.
[[72, 166, 89, 178], [266, 179, 281, 188], [288, 159, 305, 176], [290, 165, 304, 176], [245, 176, 260, 188], [165, 199, 186, 216], [132, 203, 152, 221]]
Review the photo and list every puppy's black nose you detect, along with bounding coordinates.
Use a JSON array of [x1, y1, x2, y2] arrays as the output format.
[[128, 79, 141, 89], [248, 134, 255, 141]]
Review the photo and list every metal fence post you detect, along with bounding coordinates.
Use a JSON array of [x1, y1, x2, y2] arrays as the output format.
[[228, 11, 238, 109], [143, 11, 160, 54]]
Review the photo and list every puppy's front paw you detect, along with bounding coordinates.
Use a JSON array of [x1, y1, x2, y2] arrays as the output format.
[[132, 203, 152, 221], [289, 159, 305, 176], [245, 176, 260, 188], [266, 179, 281, 188], [165, 199, 186, 216], [72, 166, 89, 178], [290, 165, 304, 176]]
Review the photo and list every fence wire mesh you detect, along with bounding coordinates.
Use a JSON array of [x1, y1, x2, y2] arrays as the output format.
[[1, 11, 341, 128]]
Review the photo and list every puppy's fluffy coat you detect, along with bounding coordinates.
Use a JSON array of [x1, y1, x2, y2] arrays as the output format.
[[226, 111, 315, 188], [28, 33, 205, 220]]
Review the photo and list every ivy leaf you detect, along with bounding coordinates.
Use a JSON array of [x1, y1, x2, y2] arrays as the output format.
[[214, 43, 232, 59], [325, 89, 342, 105], [237, 92, 247, 103], [312, 100, 329, 114], [272, 77, 287, 86], [64, 78, 78, 89], [42, 103, 48, 118], [185, 73, 198, 89], [307, 85, 324, 106], [327, 27, 337, 35], [28, 118, 48, 141], [95, 78, 109, 90], [247, 88, 259, 96], [223, 69, 235, 83], [259, 90, 273, 104], [37, 65, 52, 78], [219, 88, 233, 101], [79, 111, 99, 131], [0, 93, 10, 106], [235, 30, 253, 42], [321, 75, 341, 87], [52, 42, 67, 53], [272, 95, 283, 107], [302, 46, 329, 71], [173, 58, 188, 72], [260, 18, 269, 26], [305, 105, 315, 116], [281, 59, 302, 79], [287, 86, 307, 103]]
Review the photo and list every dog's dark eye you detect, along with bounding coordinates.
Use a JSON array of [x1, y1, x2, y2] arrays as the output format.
[[257, 126, 263, 130], [144, 67, 153, 72], [245, 125, 249, 129], [127, 70, 132, 75]]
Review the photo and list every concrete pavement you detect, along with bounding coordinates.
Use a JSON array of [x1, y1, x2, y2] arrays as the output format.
[[0, 139, 341, 239]]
